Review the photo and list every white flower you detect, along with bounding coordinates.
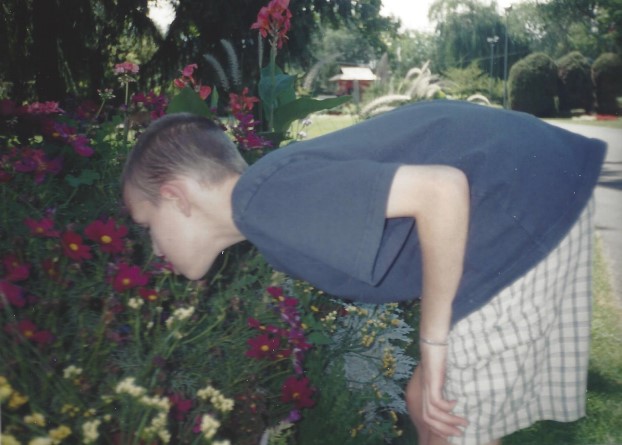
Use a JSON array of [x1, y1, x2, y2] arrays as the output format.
[[62, 365, 83, 379], [200, 414, 220, 440], [127, 297, 144, 309], [115, 377, 146, 397], [82, 419, 101, 444]]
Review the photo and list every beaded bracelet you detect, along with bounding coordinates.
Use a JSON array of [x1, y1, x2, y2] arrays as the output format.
[[419, 336, 449, 346]]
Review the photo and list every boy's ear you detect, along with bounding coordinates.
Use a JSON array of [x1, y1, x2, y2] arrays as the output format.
[[159, 180, 192, 217]]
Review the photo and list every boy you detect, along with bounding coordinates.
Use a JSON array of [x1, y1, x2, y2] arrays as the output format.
[[121, 100, 606, 445]]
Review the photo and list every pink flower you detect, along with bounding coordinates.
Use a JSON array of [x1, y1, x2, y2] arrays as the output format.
[[251, 0, 292, 48], [114, 61, 140, 75], [246, 333, 281, 359], [13, 148, 63, 183], [25, 217, 60, 237], [23, 101, 64, 115], [84, 218, 128, 254], [182, 64, 198, 78], [61, 231, 92, 262], [112, 263, 149, 292], [173, 64, 212, 101]]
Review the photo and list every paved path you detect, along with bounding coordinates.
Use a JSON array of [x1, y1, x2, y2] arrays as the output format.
[[547, 121, 622, 307]]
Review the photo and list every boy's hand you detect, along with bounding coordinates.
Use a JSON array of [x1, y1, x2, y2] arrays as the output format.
[[409, 344, 468, 439]]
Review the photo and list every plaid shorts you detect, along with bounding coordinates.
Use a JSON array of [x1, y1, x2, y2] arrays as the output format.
[[445, 198, 595, 445]]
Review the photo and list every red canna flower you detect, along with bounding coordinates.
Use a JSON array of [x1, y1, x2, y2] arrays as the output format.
[[139, 287, 159, 303], [112, 263, 149, 293], [280, 375, 315, 409], [24, 217, 60, 237], [2, 254, 30, 282], [114, 61, 139, 75], [173, 64, 212, 100], [61, 231, 92, 262], [84, 218, 128, 254], [251, 0, 292, 49], [246, 333, 281, 359]]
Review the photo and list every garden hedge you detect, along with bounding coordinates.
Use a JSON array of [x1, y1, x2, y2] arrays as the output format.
[[509, 52, 558, 117], [557, 51, 593, 116], [592, 52, 622, 115]]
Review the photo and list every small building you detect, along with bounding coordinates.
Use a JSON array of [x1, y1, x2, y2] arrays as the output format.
[[329, 66, 377, 97]]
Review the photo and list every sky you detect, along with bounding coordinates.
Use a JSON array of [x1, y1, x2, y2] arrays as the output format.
[[380, 0, 519, 32], [148, 0, 521, 35]]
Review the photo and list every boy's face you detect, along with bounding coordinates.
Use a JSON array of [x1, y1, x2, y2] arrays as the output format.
[[123, 184, 213, 280]]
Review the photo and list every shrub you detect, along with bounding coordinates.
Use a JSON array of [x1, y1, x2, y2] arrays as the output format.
[[557, 51, 594, 115], [508, 52, 558, 117], [592, 52, 622, 115]]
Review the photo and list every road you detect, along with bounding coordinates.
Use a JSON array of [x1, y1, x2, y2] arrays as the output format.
[[547, 121, 622, 307]]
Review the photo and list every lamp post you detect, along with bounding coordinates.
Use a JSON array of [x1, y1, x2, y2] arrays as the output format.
[[503, 6, 512, 109], [487, 35, 499, 99]]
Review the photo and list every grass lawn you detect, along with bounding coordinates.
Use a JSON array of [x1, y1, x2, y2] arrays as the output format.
[[303, 110, 622, 444]]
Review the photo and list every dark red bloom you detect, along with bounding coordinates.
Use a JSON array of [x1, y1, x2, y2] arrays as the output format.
[[169, 393, 193, 421], [112, 263, 149, 292], [13, 148, 63, 183], [24, 217, 60, 237], [0, 280, 25, 308], [139, 287, 159, 303], [281, 375, 315, 409], [2, 254, 30, 282], [246, 333, 280, 359], [4, 319, 54, 345], [84, 218, 128, 254], [61, 231, 92, 262]]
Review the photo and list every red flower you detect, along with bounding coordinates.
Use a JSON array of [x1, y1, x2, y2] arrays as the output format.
[[112, 263, 149, 292], [173, 64, 212, 100], [2, 254, 30, 282], [13, 148, 63, 183], [139, 287, 159, 303], [0, 280, 25, 308], [61, 231, 92, 262], [4, 319, 54, 345], [24, 217, 60, 237], [246, 333, 281, 359], [281, 375, 315, 409], [84, 218, 128, 254], [169, 393, 193, 421], [251, 0, 292, 48], [23, 101, 63, 115]]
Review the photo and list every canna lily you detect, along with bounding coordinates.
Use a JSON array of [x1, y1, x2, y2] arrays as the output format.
[[251, 0, 292, 49], [61, 232, 92, 262], [84, 218, 128, 254]]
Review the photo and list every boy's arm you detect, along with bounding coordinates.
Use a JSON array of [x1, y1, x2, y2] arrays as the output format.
[[386, 164, 470, 438]]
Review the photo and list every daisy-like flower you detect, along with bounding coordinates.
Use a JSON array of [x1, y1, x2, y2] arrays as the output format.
[[245, 333, 280, 360], [2, 254, 31, 282], [61, 231, 92, 262], [84, 218, 128, 254], [24, 217, 60, 237], [111, 263, 149, 293], [139, 287, 159, 303], [280, 375, 315, 409]]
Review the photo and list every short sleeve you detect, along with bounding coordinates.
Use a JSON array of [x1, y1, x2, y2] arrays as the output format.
[[232, 155, 408, 285]]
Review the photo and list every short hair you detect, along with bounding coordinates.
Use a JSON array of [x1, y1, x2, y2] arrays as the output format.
[[121, 113, 248, 203]]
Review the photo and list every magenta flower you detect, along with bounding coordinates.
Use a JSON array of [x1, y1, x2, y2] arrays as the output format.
[[112, 263, 149, 292], [2, 254, 30, 282], [4, 319, 54, 345], [246, 333, 281, 359], [84, 218, 128, 254], [25, 217, 60, 237], [0, 280, 25, 308], [22, 101, 63, 115], [281, 375, 315, 409], [61, 231, 92, 262], [13, 148, 63, 183]]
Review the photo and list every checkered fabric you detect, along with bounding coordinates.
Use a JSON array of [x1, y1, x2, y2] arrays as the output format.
[[445, 197, 595, 445]]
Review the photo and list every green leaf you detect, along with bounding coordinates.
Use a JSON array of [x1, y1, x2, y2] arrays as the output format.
[[272, 96, 351, 134], [258, 65, 296, 113], [65, 169, 101, 188], [166, 87, 212, 116], [307, 331, 332, 345]]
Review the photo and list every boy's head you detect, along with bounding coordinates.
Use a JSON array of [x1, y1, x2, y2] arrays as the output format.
[[121, 113, 248, 204]]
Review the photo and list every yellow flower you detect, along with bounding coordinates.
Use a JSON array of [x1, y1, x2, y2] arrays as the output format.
[[1, 434, 21, 445], [28, 438, 52, 445], [48, 425, 71, 443], [24, 412, 46, 427], [8, 391, 28, 409]]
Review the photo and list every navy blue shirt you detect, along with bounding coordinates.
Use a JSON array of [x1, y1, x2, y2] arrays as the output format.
[[232, 101, 606, 325]]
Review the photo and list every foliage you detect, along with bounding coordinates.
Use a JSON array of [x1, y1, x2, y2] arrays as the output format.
[[509, 52, 558, 117], [591, 52, 622, 115], [442, 63, 502, 103], [360, 62, 444, 117], [557, 51, 594, 115]]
